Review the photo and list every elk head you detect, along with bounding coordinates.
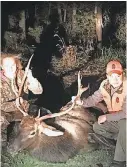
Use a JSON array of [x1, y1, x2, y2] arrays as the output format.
[[8, 112, 64, 155]]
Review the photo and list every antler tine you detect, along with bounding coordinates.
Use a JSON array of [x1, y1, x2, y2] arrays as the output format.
[[12, 54, 34, 117], [36, 71, 89, 121], [11, 79, 28, 117], [15, 97, 28, 116], [36, 109, 41, 118], [37, 102, 75, 122], [18, 54, 34, 97], [77, 71, 89, 97]]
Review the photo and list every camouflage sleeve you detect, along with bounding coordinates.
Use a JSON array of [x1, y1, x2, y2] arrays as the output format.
[[1, 101, 16, 113], [82, 89, 104, 108], [19, 70, 43, 95], [26, 75, 43, 94], [106, 97, 126, 122]]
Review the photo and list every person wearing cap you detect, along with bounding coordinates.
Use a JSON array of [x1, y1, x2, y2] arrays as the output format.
[[72, 60, 126, 167], [0, 53, 43, 150]]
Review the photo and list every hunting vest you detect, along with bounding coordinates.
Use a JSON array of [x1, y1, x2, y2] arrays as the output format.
[[99, 78, 126, 113]]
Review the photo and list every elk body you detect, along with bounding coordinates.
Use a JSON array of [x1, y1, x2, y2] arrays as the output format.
[[8, 72, 98, 162], [8, 105, 97, 162]]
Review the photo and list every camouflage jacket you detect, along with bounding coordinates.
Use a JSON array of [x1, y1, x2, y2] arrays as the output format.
[[1, 69, 42, 114], [1, 70, 30, 113]]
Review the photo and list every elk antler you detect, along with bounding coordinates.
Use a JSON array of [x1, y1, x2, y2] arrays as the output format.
[[11, 79, 28, 117], [18, 54, 34, 97], [12, 54, 34, 116], [37, 71, 89, 121], [77, 71, 89, 97], [35, 115, 64, 136]]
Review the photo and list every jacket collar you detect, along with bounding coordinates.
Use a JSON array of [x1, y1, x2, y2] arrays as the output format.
[[103, 79, 123, 95]]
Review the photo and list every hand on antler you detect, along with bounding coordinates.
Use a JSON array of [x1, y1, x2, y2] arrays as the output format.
[[71, 71, 89, 106], [37, 71, 89, 121], [71, 96, 83, 106]]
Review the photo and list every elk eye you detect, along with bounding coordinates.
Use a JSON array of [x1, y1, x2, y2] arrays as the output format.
[[30, 131, 36, 135]]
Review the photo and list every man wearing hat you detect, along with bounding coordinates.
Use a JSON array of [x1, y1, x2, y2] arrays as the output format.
[[72, 60, 126, 167]]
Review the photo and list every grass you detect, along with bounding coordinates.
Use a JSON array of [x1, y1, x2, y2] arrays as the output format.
[[2, 149, 114, 167]]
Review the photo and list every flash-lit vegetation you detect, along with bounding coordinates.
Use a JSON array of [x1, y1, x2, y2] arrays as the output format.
[[1, 1, 126, 167]]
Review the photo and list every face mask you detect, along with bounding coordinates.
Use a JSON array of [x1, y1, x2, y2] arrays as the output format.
[[107, 73, 123, 88], [2, 58, 16, 79]]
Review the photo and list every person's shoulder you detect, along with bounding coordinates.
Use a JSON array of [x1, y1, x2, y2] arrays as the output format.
[[100, 79, 108, 87], [123, 76, 126, 89]]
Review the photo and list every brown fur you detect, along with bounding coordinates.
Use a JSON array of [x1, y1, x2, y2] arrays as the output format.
[[8, 105, 97, 162]]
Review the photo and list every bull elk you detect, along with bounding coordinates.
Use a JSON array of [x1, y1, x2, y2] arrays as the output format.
[[8, 71, 98, 163]]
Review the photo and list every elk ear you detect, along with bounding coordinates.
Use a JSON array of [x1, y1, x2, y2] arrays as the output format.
[[43, 128, 64, 136]]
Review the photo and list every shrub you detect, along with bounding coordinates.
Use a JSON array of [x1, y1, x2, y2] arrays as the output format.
[[27, 26, 43, 43]]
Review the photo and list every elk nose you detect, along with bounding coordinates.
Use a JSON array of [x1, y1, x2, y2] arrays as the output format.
[[7, 145, 18, 157]]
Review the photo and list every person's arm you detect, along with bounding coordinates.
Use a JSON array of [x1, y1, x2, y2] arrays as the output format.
[[26, 70, 43, 95], [82, 89, 104, 108], [106, 97, 126, 122]]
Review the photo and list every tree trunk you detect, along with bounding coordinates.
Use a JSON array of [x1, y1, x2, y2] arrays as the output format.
[[47, 2, 51, 24], [95, 2, 103, 49], [72, 3, 77, 31], [19, 10, 26, 39], [58, 3, 62, 23], [63, 4, 67, 23]]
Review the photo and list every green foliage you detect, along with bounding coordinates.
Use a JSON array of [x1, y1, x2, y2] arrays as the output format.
[[51, 47, 126, 76], [67, 7, 96, 43], [75, 11, 96, 39], [51, 47, 90, 74], [115, 13, 126, 46], [4, 31, 25, 52], [99, 47, 126, 67], [27, 26, 43, 43]]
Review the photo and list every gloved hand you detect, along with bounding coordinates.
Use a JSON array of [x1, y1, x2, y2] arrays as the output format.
[[26, 69, 38, 86], [26, 69, 43, 94], [71, 96, 83, 105], [26, 69, 33, 80], [71, 96, 76, 103]]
